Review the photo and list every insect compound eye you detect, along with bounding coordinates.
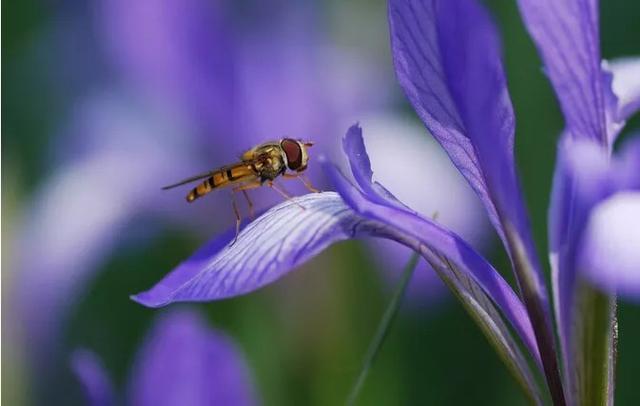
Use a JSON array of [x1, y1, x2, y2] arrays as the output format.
[[281, 138, 303, 170]]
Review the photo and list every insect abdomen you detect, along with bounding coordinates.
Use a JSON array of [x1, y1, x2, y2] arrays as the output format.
[[186, 164, 254, 202], [186, 177, 216, 202]]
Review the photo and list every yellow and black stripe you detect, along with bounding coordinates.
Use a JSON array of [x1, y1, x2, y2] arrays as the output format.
[[186, 163, 256, 202]]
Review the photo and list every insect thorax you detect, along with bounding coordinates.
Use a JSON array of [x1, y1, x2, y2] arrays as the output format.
[[254, 148, 286, 182]]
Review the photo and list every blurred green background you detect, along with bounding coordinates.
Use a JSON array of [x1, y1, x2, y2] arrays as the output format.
[[3, 0, 640, 405]]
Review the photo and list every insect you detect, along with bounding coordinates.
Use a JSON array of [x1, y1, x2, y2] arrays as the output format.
[[162, 138, 318, 241]]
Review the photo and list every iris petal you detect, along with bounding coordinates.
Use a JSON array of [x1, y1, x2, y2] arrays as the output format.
[[517, 0, 611, 146], [342, 123, 419, 212], [389, 2, 563, 394], [132, 192, 367, 307], [389, 0, 533, 255]]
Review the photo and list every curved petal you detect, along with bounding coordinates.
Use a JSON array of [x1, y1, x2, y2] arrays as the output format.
[[129, 310, 256, 406], [517, 0, 611, 145], [388, 1, 552, 322], [389, 0, 527, 252], [132, 192, 366, 307], [70, 349, 115, 406], [389, 0, 498, 238], [345, 121, 489, 246], [342, 124, 402, 208]]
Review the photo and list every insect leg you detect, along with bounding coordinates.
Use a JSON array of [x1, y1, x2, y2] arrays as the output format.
[[230, 190, 242, 245], [268, 181, 306, 210], [242, 190, 255, 219], [232, 180, 261, 220], [299, 175, 320, 193], [282, 173, 320, 193]]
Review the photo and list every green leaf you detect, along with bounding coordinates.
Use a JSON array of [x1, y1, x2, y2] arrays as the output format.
[[573, 282, 617, 406]]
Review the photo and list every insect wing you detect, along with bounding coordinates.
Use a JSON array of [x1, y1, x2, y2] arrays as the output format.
[[162, 171, 213, 190]]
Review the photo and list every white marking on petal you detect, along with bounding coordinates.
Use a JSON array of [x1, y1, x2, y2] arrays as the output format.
[[580, 192, 640, 298]]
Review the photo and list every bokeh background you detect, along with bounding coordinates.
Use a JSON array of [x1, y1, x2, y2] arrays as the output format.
[[3, 0, 640, 405]]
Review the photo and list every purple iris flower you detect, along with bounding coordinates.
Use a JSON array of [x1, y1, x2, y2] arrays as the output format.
[[71, 310, 256, 406], [12, 5, 486, 393], [135, 0, 640, 403]]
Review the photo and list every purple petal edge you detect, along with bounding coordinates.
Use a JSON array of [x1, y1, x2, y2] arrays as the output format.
[[342, 124, 407, 209]]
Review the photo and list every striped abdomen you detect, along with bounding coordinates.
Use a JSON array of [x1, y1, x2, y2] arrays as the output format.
[[187, 163, 255, 202]]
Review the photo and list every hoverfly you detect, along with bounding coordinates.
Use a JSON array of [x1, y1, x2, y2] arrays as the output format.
[[163, 138, 318, 240]]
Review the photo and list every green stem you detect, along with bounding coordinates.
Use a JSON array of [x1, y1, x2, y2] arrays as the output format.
[[346, 252, 420, 406], [575, 283, 617, 406]]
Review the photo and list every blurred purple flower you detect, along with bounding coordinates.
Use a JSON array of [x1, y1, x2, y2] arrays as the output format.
[[13, 7, 482, 396], [96, 0, 388, 153], [135, 0, 640, 403], [13, 92, 209, 375], [71, 310, 256, 406], [13, 0, 391, 365]]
